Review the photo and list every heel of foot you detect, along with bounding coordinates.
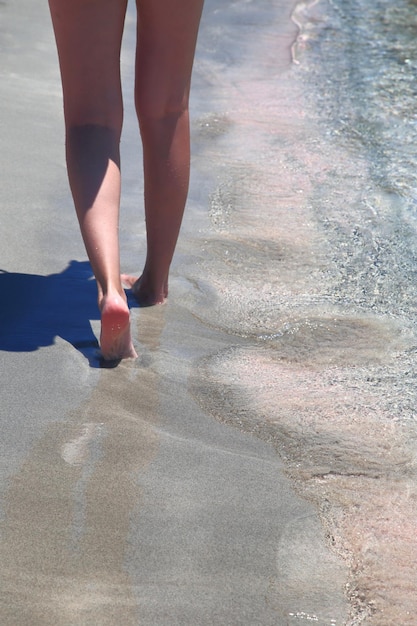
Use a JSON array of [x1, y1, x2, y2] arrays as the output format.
[[100, 297, 137, 361]]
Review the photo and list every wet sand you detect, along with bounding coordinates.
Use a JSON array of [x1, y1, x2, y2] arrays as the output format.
[[1, 0, 400, 624], [182, 0, 417, 624]]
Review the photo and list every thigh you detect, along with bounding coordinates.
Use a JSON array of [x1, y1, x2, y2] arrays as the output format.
[[48, 0, 128, 128], [135, 0, 204, 115]]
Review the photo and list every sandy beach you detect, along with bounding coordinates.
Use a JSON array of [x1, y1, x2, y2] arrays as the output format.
[[3, 0, 417, 624], [0, 0, 350, 623]]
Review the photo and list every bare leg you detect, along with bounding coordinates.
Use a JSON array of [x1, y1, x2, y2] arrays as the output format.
[[122, 0, 204, 306], [48, 0, 137, 360]]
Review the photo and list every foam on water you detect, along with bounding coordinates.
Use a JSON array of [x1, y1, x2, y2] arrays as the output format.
[[184, 0, 417, 622]]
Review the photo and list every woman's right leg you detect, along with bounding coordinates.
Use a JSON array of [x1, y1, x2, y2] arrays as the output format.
[[122, 0, 204, 306], [49, 0, 137, 360]]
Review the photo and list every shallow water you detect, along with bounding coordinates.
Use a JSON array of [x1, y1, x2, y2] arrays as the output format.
[[183, 0, 417, 623]]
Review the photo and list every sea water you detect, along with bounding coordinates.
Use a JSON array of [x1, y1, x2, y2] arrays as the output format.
[[169, 0, 417, 623]]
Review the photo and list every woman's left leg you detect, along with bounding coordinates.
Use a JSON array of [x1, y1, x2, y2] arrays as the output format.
[[48, 0, 137, 360], [121, 0, 204, 306]]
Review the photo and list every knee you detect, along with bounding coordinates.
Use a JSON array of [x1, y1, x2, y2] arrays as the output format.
[[135, 92, 189, 129], [63, 91, 123, 134], [65, 123, 122, 165]]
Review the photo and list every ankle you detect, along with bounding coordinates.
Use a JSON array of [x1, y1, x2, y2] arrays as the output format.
[[98, 282, 127, 310], [132, 274, 168, 306]]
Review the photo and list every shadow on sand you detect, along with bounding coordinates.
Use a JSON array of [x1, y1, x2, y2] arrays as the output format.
[[0, 260, 138, 368]]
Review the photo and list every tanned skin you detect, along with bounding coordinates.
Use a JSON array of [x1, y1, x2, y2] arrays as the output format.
[[48, 0, 204, 360]]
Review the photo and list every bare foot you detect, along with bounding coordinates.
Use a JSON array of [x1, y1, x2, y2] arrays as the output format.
[[99, 293, 138, 361], [121, 274, 168, 307]]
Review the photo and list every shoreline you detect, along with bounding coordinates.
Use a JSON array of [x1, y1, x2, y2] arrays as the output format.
[[185, 0, 417, 623]]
